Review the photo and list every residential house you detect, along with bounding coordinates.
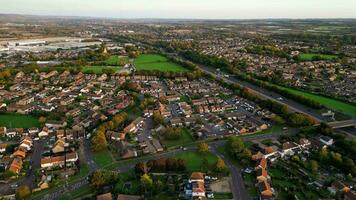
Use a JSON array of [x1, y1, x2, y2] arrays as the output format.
[[0, 143, 7, 154], [320, 136, 334, 146], [8, 157, 23, 174], [38, 127, 49, 137]]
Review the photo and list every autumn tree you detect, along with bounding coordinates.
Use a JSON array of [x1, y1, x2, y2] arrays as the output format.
[[198, 142, 209, 154], [215, 158, 226, 172], [140, 173, 153, 193], [91, 130, 108, 152], [15, 185, 31, 200]]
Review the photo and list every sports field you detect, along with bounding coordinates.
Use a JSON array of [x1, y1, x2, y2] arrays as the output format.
[[105, 55, 129, 66], [299, 53, 338, 61], [173, 151, 218, 172], [0, 113, 40, 128], [277, 86, 356, 117], [134, 54, 188, 72], [81, 66, 122, 74]]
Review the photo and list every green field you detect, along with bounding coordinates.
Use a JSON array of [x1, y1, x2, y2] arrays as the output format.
[[134, 54, 188, 72], [93, 150, 113, 168], [106, 55, 129, 66], [0, 113, 40, 128], [277, 86, 356, 116], [81, 66, 121, 74], [299, 53, 338, 61], [162, 128, 194, 148], [173, 151, 218, 172]]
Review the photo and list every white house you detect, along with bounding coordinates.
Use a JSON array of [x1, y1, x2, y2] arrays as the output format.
[[320, 136, 333, 146]]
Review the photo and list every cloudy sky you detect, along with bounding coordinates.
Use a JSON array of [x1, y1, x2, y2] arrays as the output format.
[[0, 0, 355, 19]]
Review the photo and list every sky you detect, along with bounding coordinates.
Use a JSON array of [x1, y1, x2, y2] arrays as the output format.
[[0, 0, 355, 19]]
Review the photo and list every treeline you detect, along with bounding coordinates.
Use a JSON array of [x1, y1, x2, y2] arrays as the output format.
[[244, 45, 291, 59], [135, 158, 187, 173]]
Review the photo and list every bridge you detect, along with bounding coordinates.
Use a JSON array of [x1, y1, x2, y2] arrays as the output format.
[[327, 119, 356, 129]]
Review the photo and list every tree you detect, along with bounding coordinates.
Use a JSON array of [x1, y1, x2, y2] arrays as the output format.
[[215, 158, 226, 172], [310, 160, 318, 174], [38, 116, 46, 126], [141, 173, 153, 193], [198, 142, 209, 154], [15, 185, 31, 200], [89, 170, 119, 189], [153, 110, 164, 126], [91, 130, 108, 152]]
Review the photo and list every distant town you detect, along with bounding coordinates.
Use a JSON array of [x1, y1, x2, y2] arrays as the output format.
[[0, 15, 355, 200]]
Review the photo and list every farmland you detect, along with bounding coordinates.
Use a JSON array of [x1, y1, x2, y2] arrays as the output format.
[[134, 54, 188, 72], [0, 113, 40, 128]]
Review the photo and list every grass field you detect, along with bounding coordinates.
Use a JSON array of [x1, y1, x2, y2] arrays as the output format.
[[299, 53, 338, 61], [0, 113, 40, 128], [81, 66, 121, 74], [106, 55, 129, 66], [162, 128, 194, 148], [173, 151, 218, 172], [93, 150, 113, 168], [134, 54, 188, 72], [277, 86, 356, 116]]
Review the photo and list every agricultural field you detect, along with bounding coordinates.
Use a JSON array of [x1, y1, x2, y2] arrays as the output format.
[[81, 66, 121, 74], [277, 86, 356, 116], [134, 54, 188, 72], [0, 113, 40, 128], [298, 53, 338, 61]]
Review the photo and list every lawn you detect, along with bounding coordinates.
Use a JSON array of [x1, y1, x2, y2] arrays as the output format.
[[106, 55, 129, 66], [81, 66, 122, 74], [162, 128, 194, 148], [276, 85, 356, 116], [93, 150, 113, 168], [299, 53, 338, 61], [0, 113, 40, 128], [134, 54, 188, 72], [173, 151, 218, 172]]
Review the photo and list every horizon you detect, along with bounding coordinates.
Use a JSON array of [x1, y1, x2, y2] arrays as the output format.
[[0, 0, 356, 19]]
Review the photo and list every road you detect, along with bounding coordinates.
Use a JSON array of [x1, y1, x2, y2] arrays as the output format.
[[210, 143, 249, 200], [33, 130, 291, 200]]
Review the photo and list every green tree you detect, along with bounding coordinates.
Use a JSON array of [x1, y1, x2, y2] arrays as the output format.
[[310, 160, 318, 174]]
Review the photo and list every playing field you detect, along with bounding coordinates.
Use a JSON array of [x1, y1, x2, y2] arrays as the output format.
[[105, 55, 129, 66], [134, 54, 188, 72], [0, 113, 40, 128], [299, 53, 338, 61], [173, 151, 218, 172], [277, 86, 356, 117], [81, 66, 122, 74]]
